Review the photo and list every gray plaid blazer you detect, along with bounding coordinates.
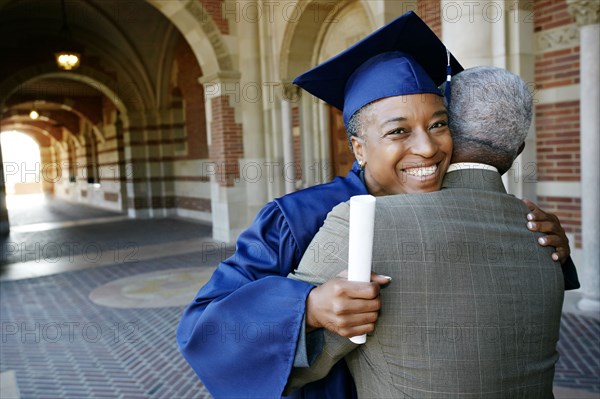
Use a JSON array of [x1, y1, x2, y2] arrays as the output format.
[[287, 169, 564, 398]]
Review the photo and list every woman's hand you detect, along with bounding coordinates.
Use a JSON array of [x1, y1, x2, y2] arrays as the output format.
[[523, 198, 571, 264], [305, 271, 391, 337]]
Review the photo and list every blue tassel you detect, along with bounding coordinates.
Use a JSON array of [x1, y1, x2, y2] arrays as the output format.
[[444, 49, 452, 105]]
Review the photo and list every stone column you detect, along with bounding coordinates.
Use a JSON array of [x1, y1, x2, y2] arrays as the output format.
[[199, 71, 248, 243], [158, 107, 180, 218], [317, 101, 332, 183], [300, 92, 315, 188], [281, 84, 298, 194], [123, 111, 152, 218], [441, 0, 501, 67], [39, 146, 55, 195], [268, 94, 285, 197], [114, 114, 129, 213], [568, 0, 600, 312], [238, 5, 269, 216], [307, 99, 332, 185], [145, 111, 167, 217], [366, 0, 411, 26], [0, 146, 9, 236], [504, 2, 536, 201]]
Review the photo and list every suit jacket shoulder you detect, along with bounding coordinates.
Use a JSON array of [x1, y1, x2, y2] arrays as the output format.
[[355, 178, 564, 398]]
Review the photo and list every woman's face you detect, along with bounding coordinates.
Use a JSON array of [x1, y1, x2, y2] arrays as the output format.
[[351, 93, 452, 196]]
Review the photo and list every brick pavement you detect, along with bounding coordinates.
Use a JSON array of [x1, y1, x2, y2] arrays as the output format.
[[1, 253, 214, 399], [554, 313, 600, 394]]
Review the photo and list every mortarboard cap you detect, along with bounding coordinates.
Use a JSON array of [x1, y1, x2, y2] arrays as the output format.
[[293, 11, 463, 126]]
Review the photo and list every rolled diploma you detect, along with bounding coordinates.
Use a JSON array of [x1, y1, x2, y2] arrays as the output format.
[[347, 194, 376, 344]]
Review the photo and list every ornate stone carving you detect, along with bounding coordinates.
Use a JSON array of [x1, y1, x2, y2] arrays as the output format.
[[567, 0, 600, 27], [282, 82, 301, 103], [535, 24, 580, 53]]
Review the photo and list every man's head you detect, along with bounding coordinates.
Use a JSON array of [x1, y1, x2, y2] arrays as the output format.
[[446, 66, 533, 174]]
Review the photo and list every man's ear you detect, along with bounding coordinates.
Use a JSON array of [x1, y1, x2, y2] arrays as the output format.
[[517, 142, 526, 156], [350, 135, 365, 163]]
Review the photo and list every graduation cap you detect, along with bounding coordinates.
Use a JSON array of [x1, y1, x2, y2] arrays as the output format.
[[293, 11, 463, 127]]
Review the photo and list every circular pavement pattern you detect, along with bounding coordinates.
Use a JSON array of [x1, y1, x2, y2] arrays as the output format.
[[89, 267, 215, 308]]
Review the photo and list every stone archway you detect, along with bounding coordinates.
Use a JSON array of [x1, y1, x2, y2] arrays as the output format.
[[0, 125, 59, 235], [146, 0, 235, 78], [0, 130, 43, 195], [147, 0, 250, 242], [0, 65, 137, 127], [316, 2, 373, 177], [0, 69, 134, 217], [0, 0, 240, 239], [280, 0, 374, 182]]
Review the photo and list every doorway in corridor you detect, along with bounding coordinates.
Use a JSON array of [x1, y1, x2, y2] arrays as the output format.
[[329, 106, 355, 177], [1, 131, 42, 196]]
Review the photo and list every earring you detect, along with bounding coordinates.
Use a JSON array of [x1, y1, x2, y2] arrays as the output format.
[[358, 160, 365, 169]]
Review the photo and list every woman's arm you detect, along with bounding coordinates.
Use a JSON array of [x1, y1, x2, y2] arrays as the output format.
[[177, 202, 314, 398]]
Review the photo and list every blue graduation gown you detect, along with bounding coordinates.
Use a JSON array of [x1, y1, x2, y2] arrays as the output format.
[[177, 163, 367, 398]]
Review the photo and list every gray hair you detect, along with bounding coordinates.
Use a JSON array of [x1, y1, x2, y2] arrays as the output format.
[[445, 66, 533, 173]]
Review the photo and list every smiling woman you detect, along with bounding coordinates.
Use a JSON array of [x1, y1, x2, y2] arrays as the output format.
[[351, 94, 452, 196], [0, 131, 42, 195]]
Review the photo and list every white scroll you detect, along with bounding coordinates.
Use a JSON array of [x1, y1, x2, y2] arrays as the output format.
[[347, 194, 376, 344]]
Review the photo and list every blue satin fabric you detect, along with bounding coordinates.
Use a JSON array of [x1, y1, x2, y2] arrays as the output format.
[[177, 163, 367, 398]]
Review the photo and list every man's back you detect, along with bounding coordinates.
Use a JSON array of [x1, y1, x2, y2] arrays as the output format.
[[348, 171, 564, 398], [288, 170, 564, 398]]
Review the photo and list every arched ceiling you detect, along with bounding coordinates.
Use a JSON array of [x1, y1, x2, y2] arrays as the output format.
[[0, 0, 184, 142]]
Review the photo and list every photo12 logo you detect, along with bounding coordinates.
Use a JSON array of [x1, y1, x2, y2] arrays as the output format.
[[0, 241, 139, 264], [1, 321, 139, 344]]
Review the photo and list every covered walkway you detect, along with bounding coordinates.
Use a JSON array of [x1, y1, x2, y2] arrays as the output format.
[[1, 196, 220, 398]]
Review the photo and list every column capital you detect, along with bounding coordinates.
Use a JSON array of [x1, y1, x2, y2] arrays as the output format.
[[567, 0, 600, 27], [198, 71, 242, 101], [282, 82, 301, 104], [198, 71, 241, 85]]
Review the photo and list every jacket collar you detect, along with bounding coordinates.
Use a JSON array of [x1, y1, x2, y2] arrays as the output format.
[[442, 164, 506, 193]]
